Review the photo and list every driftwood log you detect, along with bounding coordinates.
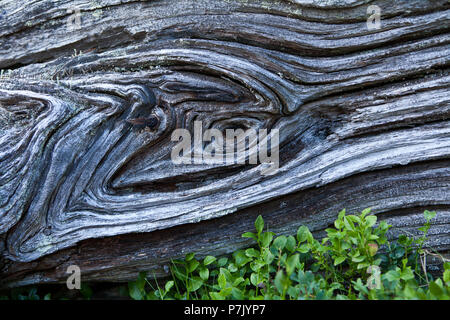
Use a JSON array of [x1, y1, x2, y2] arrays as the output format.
[[0, 0, 449, 288]]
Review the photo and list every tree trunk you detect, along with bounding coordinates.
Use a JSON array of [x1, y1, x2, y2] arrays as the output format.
[[0, 0, 449, 287]]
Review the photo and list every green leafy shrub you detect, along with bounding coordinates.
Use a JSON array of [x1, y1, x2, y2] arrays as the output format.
[[0, 287, 51, 300], [128, 209, 449, 300]]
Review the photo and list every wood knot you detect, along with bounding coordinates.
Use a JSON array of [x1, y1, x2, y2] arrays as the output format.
[[125, 114, 159, 130]]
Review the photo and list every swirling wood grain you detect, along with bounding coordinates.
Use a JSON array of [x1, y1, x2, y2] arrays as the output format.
[[0, 0, 449, 286]]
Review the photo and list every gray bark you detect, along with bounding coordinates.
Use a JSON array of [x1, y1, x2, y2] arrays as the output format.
[[0, 0, 449, 287]]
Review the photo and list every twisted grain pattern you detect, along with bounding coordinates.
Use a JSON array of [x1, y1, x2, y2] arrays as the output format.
[[0, 0, 449, 286]]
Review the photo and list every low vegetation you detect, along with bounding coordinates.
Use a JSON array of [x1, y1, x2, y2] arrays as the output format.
[[2, 209, 449, 300], [128, 209, 449, 300]]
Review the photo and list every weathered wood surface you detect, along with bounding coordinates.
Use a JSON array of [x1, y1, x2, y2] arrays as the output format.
[[0, 0, 449, 287]]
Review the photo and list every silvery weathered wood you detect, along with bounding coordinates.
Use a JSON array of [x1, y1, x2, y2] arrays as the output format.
[[0, 0, 449, 287]]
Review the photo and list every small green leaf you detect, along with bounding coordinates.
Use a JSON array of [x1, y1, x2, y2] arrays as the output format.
[[203, 255, 216, 266], [273, 236, 287, 250], [185, 252, 195, 261], [219, 268, 232, 281], [199, 268, 209, 281], [418, 226, 427, 233], [361, 208, 372, 217], [285, 236, 297, 252], [429, 281, 443, 297], [218, 257, 228, 267], [187, 259, 200, 273], [188, 277, 203, 292], [165, 280, 174, 292], [260, 232, 274, 248], [128, 282, 144, 300], [231, 287, 244, 300], [393, 247, 406, 259], [209, 292, 223, 300], [255, 215, 264, 234], [234, 250, 251, 267], [334, 256, 346, 266], [128, 271, 147, 300], [384, 270, 401, 282], [298, 244, 310, 254], [245, 248, 260, 258], [400, 268, 415, 281], [220, 287, 232, 298], [250, 260, 265, 272], [250, 273, 259, 286], [424, 210, 437, 222], [286, 254, 300, 276], [365, 215, 377, 227], [233, 277, 245, 286], [338, 209, 346, 220], [326, 228, 338, 236], [343, 217, 355, 231], [444, 262, 450, 271], [444, 269, 450, 284], [262, 249, 275, 264], [218, 272, 227, 289], [352, 255, 365, 263], [242, 232, 258, 241], [297, 226, 309, 243], [368, 243, 378, 256], [228, 263, 238, 273], [274, 270, 290, 295]]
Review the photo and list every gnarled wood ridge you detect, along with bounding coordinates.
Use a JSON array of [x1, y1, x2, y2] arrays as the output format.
[[0, 0, 449, 287]]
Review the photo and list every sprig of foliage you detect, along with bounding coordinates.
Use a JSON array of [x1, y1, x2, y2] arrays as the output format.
[[128, 209, 449, 300]]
